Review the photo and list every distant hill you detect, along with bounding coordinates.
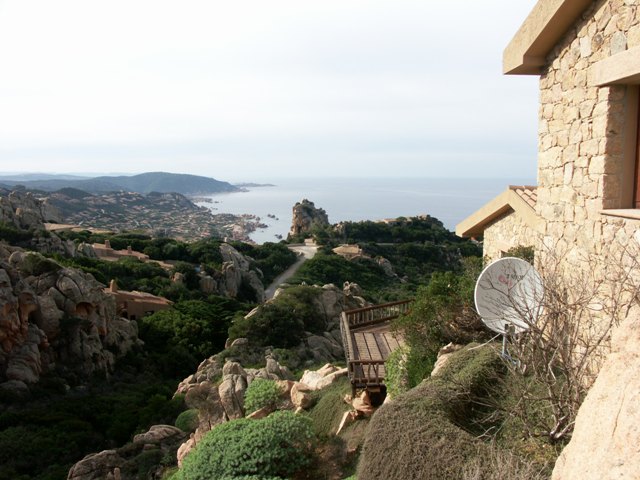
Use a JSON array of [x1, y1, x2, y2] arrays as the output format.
[[0, 173, 91, 182], [0, 172, 239, 195]]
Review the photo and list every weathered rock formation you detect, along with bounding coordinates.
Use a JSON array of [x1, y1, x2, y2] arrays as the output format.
[[0, 189, 75, 256], [552, 312, 640, 480], [175, 359, 347, 467], [0, 246, 141, 392], [0, 189, 62, 229], [299, 363, 348, 391], [288, 199, 329, 239], [175, 357, 294, 466], [67, 424, 187, 480], [217, 243, 265, 302]]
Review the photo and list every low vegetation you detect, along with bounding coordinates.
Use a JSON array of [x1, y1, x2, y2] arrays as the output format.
[[357, 345, 550, 479], [173, 411, 315, 480], [390, 257, 488, 391], [0, 380, 184, 480], [288, 216, 481, 302], [228, 285, 327, 348], [243, 379, 282, 414], [139, 297, 251, 377], [58, 231, 297, 286]]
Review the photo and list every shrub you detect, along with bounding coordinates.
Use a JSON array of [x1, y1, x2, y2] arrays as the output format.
[[0, 221, 33, 244], [384, 346, 409, 398], [243, 379, 282, 414], [176, 411, 315, 480], [289, 252, 393, 297], [392, 257, 487, 385], [228, 286, 326, 348], [357, 345, 504, 480], [175, 409, 199, 433]]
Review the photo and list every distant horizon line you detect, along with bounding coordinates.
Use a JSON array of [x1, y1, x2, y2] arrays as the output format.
[[0, 170, 535, 181]]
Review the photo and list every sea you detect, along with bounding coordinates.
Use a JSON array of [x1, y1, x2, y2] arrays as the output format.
[[197, 177, 535, 244]]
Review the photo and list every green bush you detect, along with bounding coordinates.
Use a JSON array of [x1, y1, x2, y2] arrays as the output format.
[[228, 286, 325, 348], [289, 252, 393, 297], [175, 411, 315, 480], [392, 257, 487, 385], [175, 409, 199, 433], [139, 297, 249, 377], [384, 346, 409, 398], [230, 241, 297, 285], [0, 221, 33, 244], [243, 379, 282, 414]]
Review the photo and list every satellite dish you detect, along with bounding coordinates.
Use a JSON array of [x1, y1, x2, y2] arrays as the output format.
[[474, 257, 543, 335]]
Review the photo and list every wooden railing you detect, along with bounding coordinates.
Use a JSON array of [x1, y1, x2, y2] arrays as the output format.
[[340, 312, 354, 371], [349, 360, 387, 387], [343, 299, 412, 329], [341, 299, 412, 393]]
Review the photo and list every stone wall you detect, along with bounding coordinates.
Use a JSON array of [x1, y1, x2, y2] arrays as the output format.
[[482, 211, 538, 261], [537, 0, 640, 260]]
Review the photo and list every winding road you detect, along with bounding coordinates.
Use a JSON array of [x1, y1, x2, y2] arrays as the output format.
[[264, 244, 319, 300]]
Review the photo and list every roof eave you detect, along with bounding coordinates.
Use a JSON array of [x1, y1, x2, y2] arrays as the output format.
[[503, 0, 594, 75], [455, 189, 540, 238]]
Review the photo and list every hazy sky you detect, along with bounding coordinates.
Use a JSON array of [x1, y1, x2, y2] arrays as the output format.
[[0, 0, 540, 182]]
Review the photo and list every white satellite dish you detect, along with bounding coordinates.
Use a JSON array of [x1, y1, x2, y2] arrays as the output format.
[[474, 257, 543, 335]]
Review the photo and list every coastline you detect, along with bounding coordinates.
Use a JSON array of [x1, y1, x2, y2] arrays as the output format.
[[197, 177, 535, 244]]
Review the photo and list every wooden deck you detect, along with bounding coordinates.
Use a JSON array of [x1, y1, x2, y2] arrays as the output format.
[[340, 300, 411, 394]]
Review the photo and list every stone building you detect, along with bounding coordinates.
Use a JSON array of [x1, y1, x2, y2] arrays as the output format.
[[456, 185, 541, 260], [458, 0, 640, 270], [93, 240, 150, 262], [456, 4, 640, 477], [106, 280, 172, 321]]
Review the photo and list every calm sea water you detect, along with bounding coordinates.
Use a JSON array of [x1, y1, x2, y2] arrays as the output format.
[[198, 177, 534, 244]]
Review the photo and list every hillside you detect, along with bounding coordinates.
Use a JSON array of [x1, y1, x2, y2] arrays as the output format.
[[44, 188, 263, 241], [0, 171, 240, 195]]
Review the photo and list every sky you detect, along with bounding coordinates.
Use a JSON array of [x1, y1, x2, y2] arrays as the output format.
[[0, 0, 540, 182]]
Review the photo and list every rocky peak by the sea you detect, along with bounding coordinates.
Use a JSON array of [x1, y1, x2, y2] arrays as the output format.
[[288, 199, 329, 239]]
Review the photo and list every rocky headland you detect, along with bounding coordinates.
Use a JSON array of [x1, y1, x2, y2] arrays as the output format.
[[288, 199, 329, 239]]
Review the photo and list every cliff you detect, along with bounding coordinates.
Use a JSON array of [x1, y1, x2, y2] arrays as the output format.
[[0, 246, 140, 395], [288, 199, 329, 239]]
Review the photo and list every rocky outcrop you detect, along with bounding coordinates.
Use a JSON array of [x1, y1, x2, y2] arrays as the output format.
[[0, 189, 62, 230], [75, 243, 98, 258], [176, 360, 345, 467], [0, 189, 75, 256], [299, 363, 348, 391], [176, 357, 294, 466], [67, 425, 187, 480], [288, 199, 329, 239], [552, 312, 640, 480], [0, 247, 141, 390], [218, 243, 265, 302]]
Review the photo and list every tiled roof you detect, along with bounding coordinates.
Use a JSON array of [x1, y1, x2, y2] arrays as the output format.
[[509, 185, 537, 209], [456, 185, 540, 238]]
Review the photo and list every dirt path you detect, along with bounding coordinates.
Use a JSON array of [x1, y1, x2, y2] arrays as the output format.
[[264, 244, 318, 299]]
